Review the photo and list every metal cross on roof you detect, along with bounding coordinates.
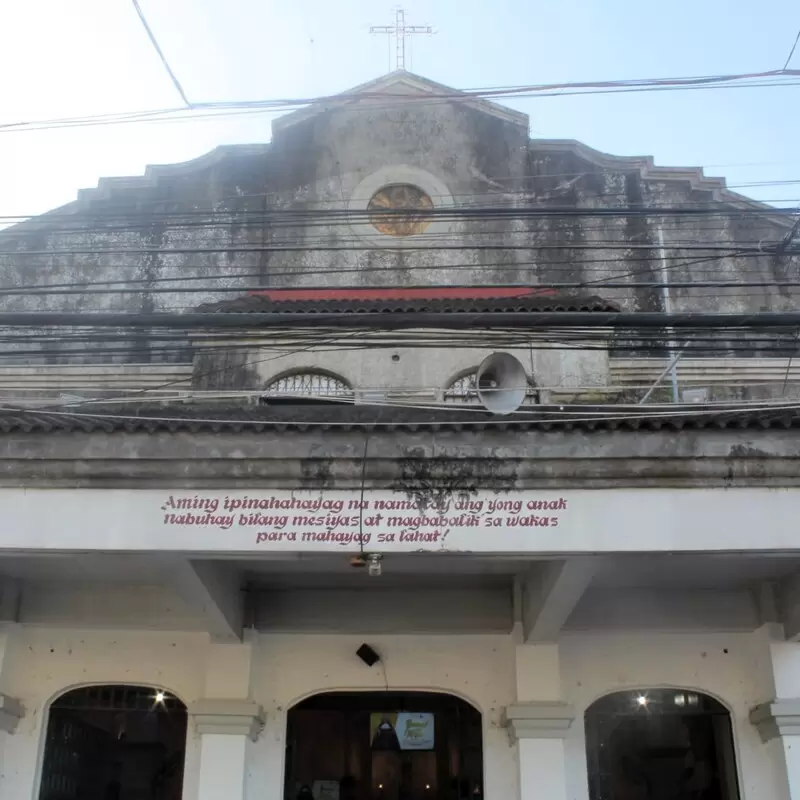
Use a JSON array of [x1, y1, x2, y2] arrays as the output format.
[[370, 8, 433, 72]]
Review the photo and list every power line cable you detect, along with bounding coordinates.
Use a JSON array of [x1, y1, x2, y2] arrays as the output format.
[[3, 204, 796, 227], [2, 240, 792, 256], [6, 400, 800, 430], [131, 0, 193, 108], [4, 178, 800, 225], [784, 26, 800, 69], [2, 68, 799, 134], [3, 309, 800, 330]]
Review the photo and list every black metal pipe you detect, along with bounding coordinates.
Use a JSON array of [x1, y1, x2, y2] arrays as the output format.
[[0, 311, 797, 329]]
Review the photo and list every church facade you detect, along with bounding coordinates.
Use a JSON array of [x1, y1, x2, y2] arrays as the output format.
[[0, 72, 799, 800]]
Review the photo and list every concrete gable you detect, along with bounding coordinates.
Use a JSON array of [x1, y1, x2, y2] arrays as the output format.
[[271, 70, 529, 134]]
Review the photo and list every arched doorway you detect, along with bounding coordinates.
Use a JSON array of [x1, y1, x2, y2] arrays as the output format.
[[38, 684, 187, 800], [285, 692, 483, 800], [584, 689, 740, 800]]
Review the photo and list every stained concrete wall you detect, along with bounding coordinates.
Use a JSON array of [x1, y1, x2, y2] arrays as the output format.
[[0, 86, 795, 373], [243, 342, 609, 401]]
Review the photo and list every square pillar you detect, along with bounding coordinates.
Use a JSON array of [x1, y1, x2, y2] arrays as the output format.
[[509, 643, 572, 800], [190, 699, 264, 800], [751, 699, 800, 800], [0, 628, 23, 789], [746, 623, 800, 800], [504, 702, 575, 800], [190, 639, 263, 800]]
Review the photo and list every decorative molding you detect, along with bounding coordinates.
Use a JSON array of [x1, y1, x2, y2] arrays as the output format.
[[0, 692, 24, 734], [85, 145, 271, 203], [750, 699, 800, 742], [530, 139, 792, 229], [347, 164, 455, 249], [189, 699, 265, 741], [503, 701, 576, 743]]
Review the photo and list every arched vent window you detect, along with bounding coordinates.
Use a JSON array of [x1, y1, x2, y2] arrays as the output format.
[[584, 689, 740, 800], [262, 371, 353, 404], [443, 370, 539, 405]]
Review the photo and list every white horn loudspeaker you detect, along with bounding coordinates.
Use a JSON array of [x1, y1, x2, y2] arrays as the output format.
[[475, 352, 528, 415]]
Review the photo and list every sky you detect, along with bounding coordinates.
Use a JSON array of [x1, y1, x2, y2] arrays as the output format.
[[1, 0, 798, 220]]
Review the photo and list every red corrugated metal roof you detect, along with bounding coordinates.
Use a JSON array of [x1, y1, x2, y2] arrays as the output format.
[[247, 286, 559, 302]]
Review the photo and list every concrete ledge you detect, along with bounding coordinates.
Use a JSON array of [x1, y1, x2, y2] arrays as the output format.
[[750, 699, 800, 742], [189, 699, 265, 741], [503, 702, 575, 742], [0, 693, 24, 733]]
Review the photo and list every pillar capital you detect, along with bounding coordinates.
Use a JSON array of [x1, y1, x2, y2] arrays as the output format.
[[503, 701, 575, 743], [750, 699, 800, 743], [189, 698, 264, 741], [0, 692, 23, 734]]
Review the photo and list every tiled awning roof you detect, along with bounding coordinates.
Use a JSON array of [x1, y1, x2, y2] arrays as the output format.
[[195, 286, 620, 315], [0, 402, 796, 435]]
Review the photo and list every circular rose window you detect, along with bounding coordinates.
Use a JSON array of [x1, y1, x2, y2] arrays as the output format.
[[367, 184, 434, 236]]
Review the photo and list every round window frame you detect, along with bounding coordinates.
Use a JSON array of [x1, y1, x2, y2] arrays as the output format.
[[348, 165, 455, 249], [367, 184, 435, 237]]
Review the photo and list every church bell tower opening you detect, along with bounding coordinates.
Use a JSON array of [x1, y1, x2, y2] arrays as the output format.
[[285, 691, 483, 800]]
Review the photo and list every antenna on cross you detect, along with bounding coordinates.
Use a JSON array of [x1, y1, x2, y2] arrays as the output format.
[[370, 8, 434, 72]]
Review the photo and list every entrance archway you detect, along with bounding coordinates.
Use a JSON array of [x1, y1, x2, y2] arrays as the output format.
[[38, 684, 187, 800], [285, 691, 483, 800], [584, 688, 740, 800]]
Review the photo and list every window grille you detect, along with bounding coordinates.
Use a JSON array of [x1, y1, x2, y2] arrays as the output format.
[[51, 685, 183, 712], [263, 372, 352, 399], [443, 371, 538, 405]]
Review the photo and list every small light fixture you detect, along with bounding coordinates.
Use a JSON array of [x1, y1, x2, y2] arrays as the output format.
[[154, 691, 166, 704], [367, 554, 383, 577], [636, 694, 649, 708], [674, 691, 699, 707]]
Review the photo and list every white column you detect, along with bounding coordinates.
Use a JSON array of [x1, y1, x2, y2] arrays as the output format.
[[192, 699, 263, 800], [0, 627, 23, 788], [748, 623, 800, 800], [190, 639, 264, 800], [750, 699, 800, 800], [505, 643, 573, 800]]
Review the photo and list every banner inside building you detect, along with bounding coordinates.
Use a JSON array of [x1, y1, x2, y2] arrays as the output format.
[[370, 713, 435, 751]]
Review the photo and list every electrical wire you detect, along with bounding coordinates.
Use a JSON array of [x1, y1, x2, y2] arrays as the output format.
[[784, 27, 800, 70], [2, 202, 796, 227], [1, 239, 792, 257], [6, 399, 800, 430], [4, 179, 800, 226], [130, 0, 192, 108], [2, 68, 800, 134]]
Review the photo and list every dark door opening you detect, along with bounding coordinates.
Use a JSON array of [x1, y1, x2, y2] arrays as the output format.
[[585, 689, 740, 800], [285, 692, 483, 800], [38, 685, 187, 800]]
